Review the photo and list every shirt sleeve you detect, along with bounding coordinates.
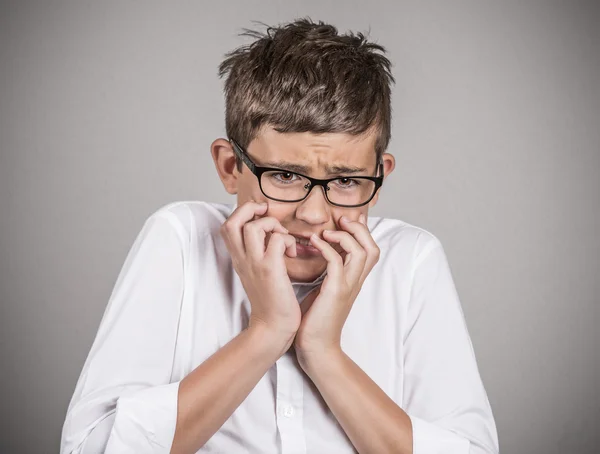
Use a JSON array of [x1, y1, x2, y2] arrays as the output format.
[[60, 211, 187, 454], [402, 238, 500, 454]]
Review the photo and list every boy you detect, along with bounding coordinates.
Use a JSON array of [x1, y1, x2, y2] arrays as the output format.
[[61, 18, 499, 454]]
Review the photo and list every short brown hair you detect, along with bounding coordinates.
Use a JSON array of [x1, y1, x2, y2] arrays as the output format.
[[218, 18, 395, 171]]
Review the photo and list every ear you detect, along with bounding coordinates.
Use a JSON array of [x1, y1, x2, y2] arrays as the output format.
[[368, 152, 395, 208], [211, 138, 240, 195]]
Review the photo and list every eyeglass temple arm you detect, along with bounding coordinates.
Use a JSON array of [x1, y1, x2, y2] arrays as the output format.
[[230, 139, 256, 172]]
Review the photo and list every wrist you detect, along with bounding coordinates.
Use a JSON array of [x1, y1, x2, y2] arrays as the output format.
[[296, 346, 345, 374], [246, 322, 296, 357]]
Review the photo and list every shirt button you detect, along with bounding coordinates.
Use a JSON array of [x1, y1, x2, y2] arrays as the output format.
[[283, 405, 295, 418]]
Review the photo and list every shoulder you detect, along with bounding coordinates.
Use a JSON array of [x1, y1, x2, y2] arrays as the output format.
[[143, 200, 234, 246], [368, 214, 444, 269]]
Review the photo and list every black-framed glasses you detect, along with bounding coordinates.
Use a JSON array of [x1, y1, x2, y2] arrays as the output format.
[[230, 138, 384, 208]]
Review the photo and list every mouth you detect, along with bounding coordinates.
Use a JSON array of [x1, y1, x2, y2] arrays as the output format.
[[290, 235, 322, 258], [288, 232, 345, 258], [293, 236, 313, 246]]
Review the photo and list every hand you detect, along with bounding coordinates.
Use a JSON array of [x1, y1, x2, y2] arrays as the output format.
[[293, 214, 380, 369], [219, 201, 300, 348]]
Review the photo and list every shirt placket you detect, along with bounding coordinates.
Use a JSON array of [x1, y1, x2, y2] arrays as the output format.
[[275, 351, 306, 454], [272, 280, 323, 454]]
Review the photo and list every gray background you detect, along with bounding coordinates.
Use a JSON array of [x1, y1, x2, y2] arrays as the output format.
[[1, 1, 598, 453]]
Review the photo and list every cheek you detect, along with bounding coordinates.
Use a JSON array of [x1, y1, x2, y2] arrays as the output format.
[[332, 210, 364, 229], [265, 204, 295, 224], [238, 175, 263, 196]]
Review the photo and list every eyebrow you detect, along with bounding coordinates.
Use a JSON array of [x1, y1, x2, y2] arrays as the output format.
[[261, 160, 368, 176]]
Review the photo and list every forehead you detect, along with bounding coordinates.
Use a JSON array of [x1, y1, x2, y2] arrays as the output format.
[[249, 125, 377, 175]]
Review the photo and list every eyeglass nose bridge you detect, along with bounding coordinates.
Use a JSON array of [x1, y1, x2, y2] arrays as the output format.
[[302, 179, 331, 202]]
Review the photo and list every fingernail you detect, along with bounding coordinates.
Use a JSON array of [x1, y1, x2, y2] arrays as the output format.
[[341, 216, 349, 223], [359, 214, 365, 223]]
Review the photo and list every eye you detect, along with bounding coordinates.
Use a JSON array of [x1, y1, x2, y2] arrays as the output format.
[[334, 178, 361, 188], [273, 172, 299, 183]]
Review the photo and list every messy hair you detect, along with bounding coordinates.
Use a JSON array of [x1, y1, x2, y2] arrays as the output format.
[[218, 17, 395, 171]]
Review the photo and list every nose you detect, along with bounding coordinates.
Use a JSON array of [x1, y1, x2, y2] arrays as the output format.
[[295, 184, 330, 224]]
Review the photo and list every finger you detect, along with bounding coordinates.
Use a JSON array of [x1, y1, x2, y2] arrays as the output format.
[[308, 233, 344, 280], [220, 201, 268, 256], [244, 216, 290, 261], [322, 230, 366, 283], [323, 230, 366, 265], [338, 215, 378, 253], [265, 232, 297, 261], [338, 214, 380, 281]]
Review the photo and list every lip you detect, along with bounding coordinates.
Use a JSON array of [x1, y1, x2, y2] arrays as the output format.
[[290, 233, 319, 240], [294, 241, 322, 257]]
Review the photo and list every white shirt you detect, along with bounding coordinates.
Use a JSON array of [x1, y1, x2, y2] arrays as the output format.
[[60, 200, 499, 454]]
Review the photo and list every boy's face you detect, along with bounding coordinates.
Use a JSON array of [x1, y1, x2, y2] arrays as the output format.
[[211, 125, 395, 283]]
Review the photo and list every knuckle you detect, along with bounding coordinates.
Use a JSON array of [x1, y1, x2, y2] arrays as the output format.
[[262, 216, 278, 227], [268, 233, 287, 250], [249, 216, 275, 229], [223, 220, 237, 232], [220, 222, 231, 236]]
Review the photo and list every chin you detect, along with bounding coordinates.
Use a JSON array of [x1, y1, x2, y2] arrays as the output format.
[[285, 255, 326, 283]]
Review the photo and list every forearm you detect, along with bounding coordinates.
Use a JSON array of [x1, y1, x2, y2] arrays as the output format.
[[170, 325, 292, 454], [301, 350, 413, 454]]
